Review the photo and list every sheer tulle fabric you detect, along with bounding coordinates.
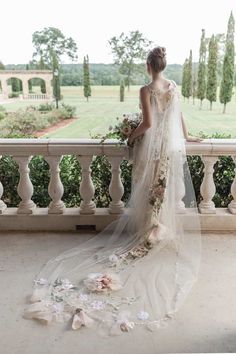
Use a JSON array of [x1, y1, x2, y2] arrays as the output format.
[[24, 82, 201, 335]]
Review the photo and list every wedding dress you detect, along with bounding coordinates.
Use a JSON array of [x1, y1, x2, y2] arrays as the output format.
[[24, 81, 201, 335]]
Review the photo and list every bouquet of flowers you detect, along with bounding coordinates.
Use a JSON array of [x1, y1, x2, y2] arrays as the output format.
[[108, 112, 142, 143]]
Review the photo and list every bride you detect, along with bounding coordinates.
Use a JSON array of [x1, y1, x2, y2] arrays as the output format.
[[24, 46, 202, 335]]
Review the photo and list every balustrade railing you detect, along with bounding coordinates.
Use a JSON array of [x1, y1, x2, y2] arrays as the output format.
[[0, 138, 236, 231], [27, 94, 48, 100]]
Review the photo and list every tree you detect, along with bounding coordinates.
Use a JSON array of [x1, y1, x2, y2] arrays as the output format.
[[192, 66, 198, 105], [215, 33, 226, 84], [32, 27, 78, 68], [185, 50, 193, 101], [197, 29, 207, 108], [38, 57, 46, 94], [181, 59, 189, 100], [206, 35, 218, 110], [220, 11, 235, 113], [109, 30, 152, 90], [11, 78, 21, 93], [234, 70, 236, 99], [83, 55, 91, 102], [120, 79, 125, 102], [52, 52, 61, 108]]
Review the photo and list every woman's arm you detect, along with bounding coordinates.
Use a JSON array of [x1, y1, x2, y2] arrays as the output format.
[[181, 112, 203, 142], [127, 86, 152, 145]]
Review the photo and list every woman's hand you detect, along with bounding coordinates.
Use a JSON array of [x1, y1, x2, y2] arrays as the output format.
[[186, 136, 203, 142], [127, 134, 135, 147]]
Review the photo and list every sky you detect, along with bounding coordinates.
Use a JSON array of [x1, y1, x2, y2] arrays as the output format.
[[1, 0, 235, 65]]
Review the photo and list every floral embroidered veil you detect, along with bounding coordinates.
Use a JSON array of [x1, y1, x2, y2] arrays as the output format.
[[24, 81, 201, 336]]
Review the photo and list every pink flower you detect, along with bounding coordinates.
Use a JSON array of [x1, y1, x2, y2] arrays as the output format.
[[121, 126, 132, 136], [83, 273, 122, 292]]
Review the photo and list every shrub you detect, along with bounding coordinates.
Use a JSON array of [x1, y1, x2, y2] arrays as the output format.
[[0, 111, 5, 120], [60, 102, 77, 118], [8, 92, 20, 98], [38, 103, 54, 112], [0, 133, 234, 209], [0, 107, 67, 137]]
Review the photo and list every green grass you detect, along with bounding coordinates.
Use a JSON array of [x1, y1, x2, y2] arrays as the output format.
[[2, 85, 236, 138]]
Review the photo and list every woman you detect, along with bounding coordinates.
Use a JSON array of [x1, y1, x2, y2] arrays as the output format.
[[24, 47, 202, 336]]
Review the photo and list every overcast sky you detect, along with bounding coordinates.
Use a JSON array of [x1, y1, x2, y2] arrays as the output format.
[[1, 0, 235, 65]]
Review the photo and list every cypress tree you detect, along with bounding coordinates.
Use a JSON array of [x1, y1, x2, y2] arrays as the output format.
[[197, 29, 207, 108], [11, 78, 20, 93], [185, 50, 193, 101], [206, 35, 218, 110], [26, 64, 33, 92], [83, 55, 91, 101], [220, 11, 235, 113], [120, 79, 125, 102], [52, 52, 61, 109], [192, 67, 198, 105], [181, 59, 188, 100]]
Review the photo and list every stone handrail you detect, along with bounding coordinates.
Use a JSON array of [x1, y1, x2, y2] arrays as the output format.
[[0, 138, 235, 231]]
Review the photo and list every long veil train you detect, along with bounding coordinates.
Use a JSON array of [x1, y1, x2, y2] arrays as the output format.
[[24, 81, 201, 335]]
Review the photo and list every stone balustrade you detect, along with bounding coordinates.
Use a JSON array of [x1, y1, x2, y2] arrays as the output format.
[[0, 138, 236, 232], [27, 94, 48, 100]]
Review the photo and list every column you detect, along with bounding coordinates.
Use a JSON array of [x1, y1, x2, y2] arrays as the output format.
[[1, 79, 9, 100], [22, 79, 29, 99]]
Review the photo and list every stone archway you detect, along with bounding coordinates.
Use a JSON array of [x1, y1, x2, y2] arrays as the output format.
[[0, 70, 53, 100]]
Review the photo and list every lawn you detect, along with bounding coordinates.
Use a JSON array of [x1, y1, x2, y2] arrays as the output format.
[[1, 85, 236, 138]]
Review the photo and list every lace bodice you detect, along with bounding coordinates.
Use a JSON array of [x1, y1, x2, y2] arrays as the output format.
[[139, 80, 176, 114]]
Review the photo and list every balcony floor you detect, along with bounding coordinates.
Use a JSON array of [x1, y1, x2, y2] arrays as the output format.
[[0, 231, 235, 354]]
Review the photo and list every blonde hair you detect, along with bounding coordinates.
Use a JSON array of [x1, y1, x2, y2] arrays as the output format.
[[147, 46, 167, 73]]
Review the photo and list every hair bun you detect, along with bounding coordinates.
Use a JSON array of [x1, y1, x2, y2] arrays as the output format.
[[146, 46, 167, 73], [152, 46, 166, 58]]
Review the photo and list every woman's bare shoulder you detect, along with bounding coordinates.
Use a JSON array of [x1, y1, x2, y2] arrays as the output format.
[[139, 85, 151, 96]]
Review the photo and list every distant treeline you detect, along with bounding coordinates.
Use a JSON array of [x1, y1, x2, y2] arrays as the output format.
[[5, 63, 183, 86]]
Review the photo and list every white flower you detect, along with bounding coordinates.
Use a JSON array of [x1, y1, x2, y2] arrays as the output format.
[[34, 278, 48, 286], [79, 293, 88, 302], [91, 300, 105, 310], [52, 302, 64, 314], [137, 311, 149, 321], [109, 254, 119, 264], [54, 278, 74, 289], [61, 279, 74, 290]]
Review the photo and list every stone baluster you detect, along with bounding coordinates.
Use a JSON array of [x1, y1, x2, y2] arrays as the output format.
[[199, 156, 218, 214], [45, 156, 65, 214], [14, 156, 36, 214], [108, 156, 124, 214], [0, 156, 7, 214], [175, 166, 186, 213], [228, 156, 236, 214], [77, 156, 96, 214]]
